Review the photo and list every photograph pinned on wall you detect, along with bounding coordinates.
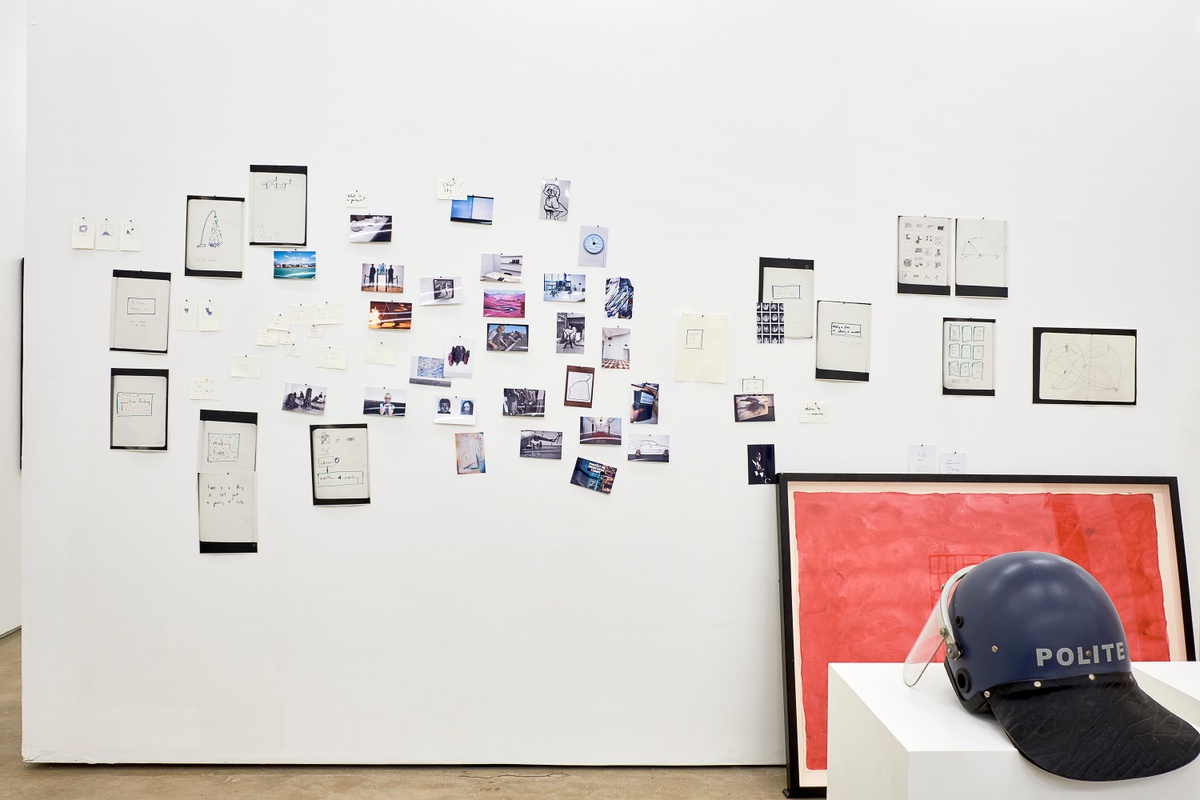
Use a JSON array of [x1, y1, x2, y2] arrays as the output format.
[[758, 257, 814, 339], [556, 312, 586, 353], [419, 276, 463, 305], [519, 430, 563, 459], [605, 277, 634, 319], [450, 194, 494, 225], [348, 213, 392, 243], [110, 368, 169, 451], [282, 382, 327, 415], [273, 250, 316, 280], [185, 195, 244, 278], [540, 179, 570, 220], [563, 365, 595, 408], [544, 273, 586, 302], [111, 270, 171, 353], [361, 262, 404, 293], [503, 388, 546, 416], [481, 253, 523, 282], [628, 434, 669, 463], [1032, 327, 1137, 405], [734, 393, 776, 422], [368, 301, 412, 330], [897, 216, 952, 295], [943, 317, 996, 396], [601, 327, 631, 369], [363, 386, 406, 417], [955, 218, 1009, 297], [409, 355, 450, 388], [580, 416, 622, 445], [482, 288, 525, 318], [757, 301, 784, 344], [444, 336, 474, 378], [815, 300, 871, 382], [309, 423, 370, 505], [570, 457, 616, 494], [747, 444, 776, 484], [454, 432, 487, 474], [433, 395, 477, 425], [486, 323, 529, 352], [630, 382, 659, 424], [578, 225, 608, 268], [249, 164, 307, 246]]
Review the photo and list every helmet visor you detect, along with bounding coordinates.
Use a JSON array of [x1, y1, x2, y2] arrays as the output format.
[[902, 603, 947, 686]]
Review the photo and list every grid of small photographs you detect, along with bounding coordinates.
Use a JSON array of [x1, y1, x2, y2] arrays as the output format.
[[757, 301, 784, 343]]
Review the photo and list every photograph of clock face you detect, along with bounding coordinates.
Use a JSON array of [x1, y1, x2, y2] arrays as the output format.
[[578, 225, 608, 268]]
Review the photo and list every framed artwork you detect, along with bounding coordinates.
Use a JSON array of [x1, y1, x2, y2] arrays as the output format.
[[758, 257, 814, 338], [954, 218, 1008, 297], [563, 365, 595, 408], [897, 215, 952, 295], [249, 164, 307, 246], [184, 195, 244, 277], [309, 424, 370, 505], [110, 368, 169, 450], [1033, 327, 1136, 405], [776, 473, 1194, 796], [110, 270, 171, 353], [942, 317, 995, 396]]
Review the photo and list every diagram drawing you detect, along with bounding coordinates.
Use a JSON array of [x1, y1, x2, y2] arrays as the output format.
[[1043, 340, 1123, 395], [959, 236, 1000, 260], [195, 210, 223, 248]]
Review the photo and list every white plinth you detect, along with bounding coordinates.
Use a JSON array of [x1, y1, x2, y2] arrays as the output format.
[[827, 662, 1200, 800]]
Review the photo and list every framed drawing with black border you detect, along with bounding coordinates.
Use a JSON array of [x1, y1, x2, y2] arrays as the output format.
[[1032, 327, 1136, 405], [776, 473, 1194, 796]]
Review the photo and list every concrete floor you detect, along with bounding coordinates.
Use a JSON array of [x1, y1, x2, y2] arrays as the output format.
[[0, 631, 786, 799]]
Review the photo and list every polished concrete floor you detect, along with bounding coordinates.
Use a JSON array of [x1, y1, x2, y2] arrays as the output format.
[[0, 631, 785, 799]]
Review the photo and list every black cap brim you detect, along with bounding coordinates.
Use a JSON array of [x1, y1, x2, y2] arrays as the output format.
[[988, 673, 1200, 781]]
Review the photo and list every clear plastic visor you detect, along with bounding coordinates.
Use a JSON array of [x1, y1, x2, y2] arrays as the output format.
[[902, 564, 973, 687]]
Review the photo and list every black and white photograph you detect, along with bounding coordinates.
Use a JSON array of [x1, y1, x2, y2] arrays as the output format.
[[361, 262, 404, 293], [363, 386, 406, 417], [408, 355, 451, 388], [433, 395, 476, 425], [282, 382, 327, 415], [631, 382, 659, 424], [544, 273, 586, 302], [628, 435, 669, 462], [556, 312, 585, 353], [349, 214, 392, 243], [486, 323, 529, 352], [450, 195, 494, 224], [519, 430, 562, 459], [419, 276, 463, 305], [540, 179, 570, 220], [601, 327, 631, 369], [757, 301, 784, 344], [734, 393, 775, 422], [747, 444, 776, 484], [481, 253, 523, 282], [580, 416, 622, 445], [503, 388, 546, 417]]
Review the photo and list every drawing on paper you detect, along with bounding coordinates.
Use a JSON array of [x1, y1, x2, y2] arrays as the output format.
[[563, 365, 595, 408], [195, 209, 223, 249], [540, 180, 570, 220], [455, 432, 487, 474], [1034, 328, 1137, 405], [628, 435, 669, 462]]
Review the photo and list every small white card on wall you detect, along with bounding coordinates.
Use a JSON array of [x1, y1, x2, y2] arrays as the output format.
[[940, 452, 968, 474], [120, 220, 143, 251], [345, 189, 367, 208], [198, 301, 221, 331], [95, 219, 120, 251], [799, 401, 830, 424], [365, 342, 397, 365], [189, 378, 221, 400], [315, 347, 349, 370], [71, 218, 95, 249], [231, 356, 263, 378], [437, 178, 469, 200], [908, 444, 937, 474]]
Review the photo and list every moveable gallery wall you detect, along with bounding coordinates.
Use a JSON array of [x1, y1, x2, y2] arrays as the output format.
[[21, 1, 1200, 763]]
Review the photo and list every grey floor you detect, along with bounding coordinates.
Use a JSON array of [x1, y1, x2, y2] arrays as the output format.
[[0, 631, 785, 799]]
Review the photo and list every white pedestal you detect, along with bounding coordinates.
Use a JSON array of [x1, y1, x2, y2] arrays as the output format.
[[827, 662, 1200, 800]]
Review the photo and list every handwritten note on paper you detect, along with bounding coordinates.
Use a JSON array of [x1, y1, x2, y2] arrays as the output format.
[[267, 313, 291, 332], [127, 297, 156, 315], [941, 452, 968, 474], [313, 303, 344, 325], [437, 177, 470, 200], [206, 433, 241, 463], [315, 347, 349, 370], [364, 342, 397, 366], [908, 444, 937, 474], [198, 472, 257, 546], [799, 402, 830, 424], [311, 424, 370, 504], [288, 304, 316, 326], [346, 189, 367, 207], [190, 378, 221, 400], [256, 330, 281, 347], [231, 356, 262, 378], [115, 392, 153, 416]]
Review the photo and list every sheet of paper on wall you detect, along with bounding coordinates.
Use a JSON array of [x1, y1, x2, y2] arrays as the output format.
[[230, 355, 262, 379], [184, 196, 244, 277], [758, 257, 814, 338], [315, 346, 349, 370], [198, 472, 258, 553], [288, 303, 317, 326], [198, 300, 221, 331], [940, 452, 967, 474], [815, 300, 871, 381], [119, 219, 143, 251], [71, 217, 95, 249], [675, 312, 728, 384], [175, 299, 199, 331], [267, 313, 290, 332], [313, 302, 344, 325], [190, 378, 221, 401], [95, 219, 120, 251], [437, 177, 469, 200], [255, 330, 281, 347], [110, 368, 169, 450], [249, 165, 307, 246], [198, 409, 258, 472], [897, 216, 952, 295], [310, 424, 371, 505], [364, 341, 397, 365], [954, 218, 1008, 297], [799, 401, 830, 424], [110, 270, 171, 353], [942, 317, 996, 395], [578, 225, 609, 268], [908, 444, 937, 474], [345, 189, 366, 207]]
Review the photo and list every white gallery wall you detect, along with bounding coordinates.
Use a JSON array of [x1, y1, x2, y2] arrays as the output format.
[[0, 0, 26, 636], [21, 1, 1200, 763]]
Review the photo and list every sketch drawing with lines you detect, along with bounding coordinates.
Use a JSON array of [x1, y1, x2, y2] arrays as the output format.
[[1035, 328, 1136, 404]]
